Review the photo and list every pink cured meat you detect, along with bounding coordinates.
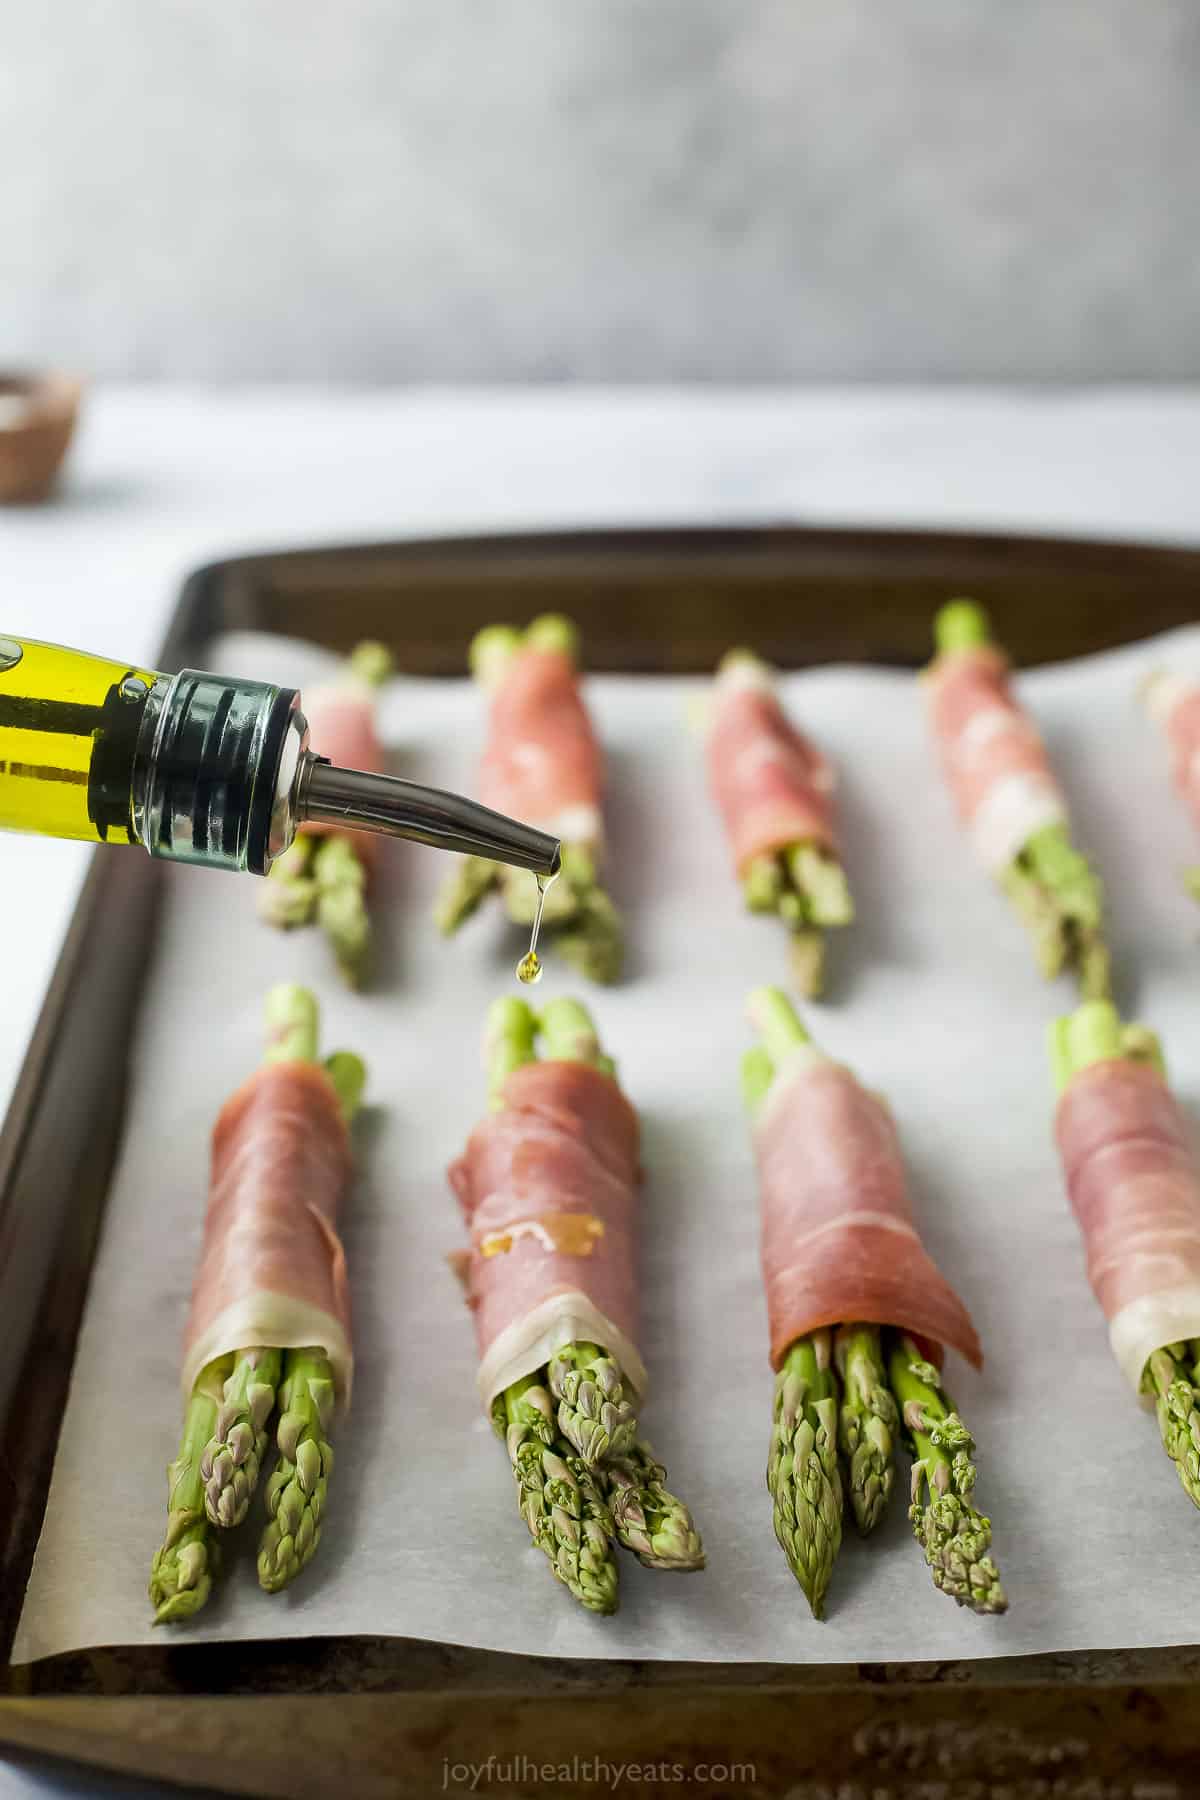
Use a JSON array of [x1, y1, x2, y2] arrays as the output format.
[[478, 647, 602, 825], [1055, 1058, 1200, 1330], [754, 1061, 983, 1370], [926, 646, 1060, 827], [183, 1061, 353, 1374], [707, 683, 836, 877], [447, 1060, 640, 1366], [301, 683, 386, 866], [1158, 683, 1200, 834]]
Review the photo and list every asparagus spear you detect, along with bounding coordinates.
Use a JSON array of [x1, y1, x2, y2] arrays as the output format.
[[258, 1346, 336, 1593], [835, 1323, 897, 1536], [257, 834, 318, 929], [933, 600, 1108, 998], [1047, 996, 1165, 1094], [767, 1332, 843, 1618], [485, 994, 702, 1607], [723, 650, 854, 1000], [888, 1336, 1007, 1614], [259, 642, 392, 985], [601, 1439, 706, 1571], [149, 1359, 225, 1624], [256, 988, 365, 1595], [200, 1347, 282, 1529], [435, 616, 623, 983], [1051, 1000, 1194, 1505], [742, 989, 843, 1614]]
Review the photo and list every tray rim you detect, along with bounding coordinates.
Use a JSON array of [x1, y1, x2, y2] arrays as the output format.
[[5, 519, 1200, 1707]]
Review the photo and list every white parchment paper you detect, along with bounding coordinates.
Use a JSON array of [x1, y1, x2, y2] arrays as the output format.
[[16, 623, 1200, 1666]]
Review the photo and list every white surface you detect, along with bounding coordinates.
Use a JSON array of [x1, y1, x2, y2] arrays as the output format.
[[3, 382, 1200, 1146], [15, 622, 1200, 1668]]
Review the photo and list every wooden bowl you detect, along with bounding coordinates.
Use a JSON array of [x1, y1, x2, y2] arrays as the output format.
[[0, 372, 83, 503]]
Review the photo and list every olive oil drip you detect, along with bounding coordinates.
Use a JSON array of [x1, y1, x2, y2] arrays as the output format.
[[516, 869, 556, 985]]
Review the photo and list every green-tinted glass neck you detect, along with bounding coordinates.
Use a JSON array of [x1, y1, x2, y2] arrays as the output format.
[[0, 635, 161, 844]]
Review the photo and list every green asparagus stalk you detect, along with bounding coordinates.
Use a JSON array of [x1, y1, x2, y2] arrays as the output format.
[[932, 600, 1108, 998], [767, 1332, 843, 1618], [257, 835, 318, 929], [258, 643, 392, 984], [434, 853, 502, 935], [264, 981, 319, 1064], [256, 988, 365, 1595], [722, 651, 853, 1000], [436, 617, 623, 983], [200, 1348, 283, 1529], [312, 835, 371, 989], [149, 1359, 225, 1624], [742, 987, 843, 1614], [485, 995, 540, 1107], [601, 1439, 706, 1571], [257, 1346, 336, 1593], [888, 1336, 1006, 1614], [835, 1323, 897, 1536], [1048, 997, 1165, 1095]]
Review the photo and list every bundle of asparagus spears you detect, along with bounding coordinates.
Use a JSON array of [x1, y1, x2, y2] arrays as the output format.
[[449, 995, 703, 1612], [149, 986, 365, 1621], [435, 616, 622, 983], [706, 649, 854, 997], [260, 641, 393, 986], [742, 987, 1006, 1618], [1050, 998, 1200, 1513], [926, 600, 1108, 996]]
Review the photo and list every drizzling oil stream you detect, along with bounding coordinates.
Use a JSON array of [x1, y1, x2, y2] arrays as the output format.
[[516, 870, 557, 985]]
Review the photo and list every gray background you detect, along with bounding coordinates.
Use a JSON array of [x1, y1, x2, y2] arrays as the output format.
[[3, 3, 1200, 379]]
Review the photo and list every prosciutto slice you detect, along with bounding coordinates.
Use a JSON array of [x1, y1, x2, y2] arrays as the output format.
[[478, 646, 604, 848], [1055, 1056, 1200, 1396], [754, 1052, 982, 1369], [181, 1060, 354, 1402], [926, 644, 1066, 873], [1144, 671, 1200, 836], [707, 662, 837, 877], [301, 677, 387, 866], [447, 1059, 645, 1406]]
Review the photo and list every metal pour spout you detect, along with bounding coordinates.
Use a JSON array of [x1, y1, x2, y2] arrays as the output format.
[[296, 753, 562, 878]]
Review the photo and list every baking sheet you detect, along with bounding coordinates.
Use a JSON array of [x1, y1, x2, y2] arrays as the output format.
[[15, 623, 1200, 1667]]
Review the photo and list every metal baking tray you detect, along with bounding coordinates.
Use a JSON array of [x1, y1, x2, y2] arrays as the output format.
[[2, 526, 1200, 1799]]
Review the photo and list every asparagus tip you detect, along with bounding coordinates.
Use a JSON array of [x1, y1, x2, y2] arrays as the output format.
[[934, 598, 992, 656]]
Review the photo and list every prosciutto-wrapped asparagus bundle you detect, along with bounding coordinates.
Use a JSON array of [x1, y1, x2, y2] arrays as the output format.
[[1049, 999, 1200, 1508], [260, 641, 393, 985], [742, 987, 1005, 1618], [1141, 670, 1200, 900], [706, 650, 853, 997], [148, 986, 365, 1622], [434, 616, 622, 983], [448, 995, 703, 1614], [925, 600, 1108, 997]]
